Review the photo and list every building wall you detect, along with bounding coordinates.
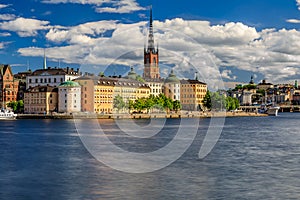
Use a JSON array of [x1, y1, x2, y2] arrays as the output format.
[[26, 74, 80, 89], [58, 86, 81, 113], [0, 65, 19, 108], [24, 88, 58, 114], [180, 81, 207, 111], [164, 83, 180, 101], [145, 81, 163, 96], [75, 79, 94, 112], [94, 84, 114, 114]]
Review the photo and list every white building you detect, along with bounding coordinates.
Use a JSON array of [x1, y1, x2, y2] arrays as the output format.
[[26, 67, 80, 89], [145, 80, 163, 97], [163, 70, 180, 101], [58, 81, 81, 113]]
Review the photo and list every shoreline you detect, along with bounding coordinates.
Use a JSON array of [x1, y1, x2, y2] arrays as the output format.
[[16, 111, 268, 119]]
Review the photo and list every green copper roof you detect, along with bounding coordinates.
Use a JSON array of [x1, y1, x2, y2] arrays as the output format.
[[59, 80, 80, 87], [165, 70, 180, 83], [127, 67, 137, 80]]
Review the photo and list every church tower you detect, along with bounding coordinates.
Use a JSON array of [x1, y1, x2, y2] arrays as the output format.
[[143, 6, 160, 80]]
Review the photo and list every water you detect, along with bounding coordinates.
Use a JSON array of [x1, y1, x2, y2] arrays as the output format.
[[0, 113, 300, 199]]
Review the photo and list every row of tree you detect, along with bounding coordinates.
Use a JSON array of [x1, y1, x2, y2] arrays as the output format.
[[113, 94, 181, 113], [202, 91, 240, 111]]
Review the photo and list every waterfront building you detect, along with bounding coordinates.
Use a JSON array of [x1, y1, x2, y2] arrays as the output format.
[[74, 76, 98, 113], [180, 79, 207, 111], [291, 89, 300, 105], [145, 79, 163, 97], [0, 64, 19, 108], [94, 77, 115, 114], [26, 67, 80, 89], [163, 70, 180, 101], [58, 81, 81, 113], [111, 77, 150, 112], [143, 7, 160, 80], [24, 86, 58, 114]]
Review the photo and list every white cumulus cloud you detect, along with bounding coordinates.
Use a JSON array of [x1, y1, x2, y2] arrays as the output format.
[[17, 17, 300, 85], [0, 14, 16, 21], [0, 17, 51, 37], [42, 0, 145, 13], [0, 4, 9, 9]]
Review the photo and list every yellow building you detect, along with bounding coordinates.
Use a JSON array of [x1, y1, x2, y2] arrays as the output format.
[[93, 77, 150, 113], [180, 79, 207, 111], [24, 86, 58, 114], [94, 78, 114, 114]]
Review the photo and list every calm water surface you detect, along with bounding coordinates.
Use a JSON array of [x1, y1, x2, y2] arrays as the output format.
[[0, 113, 300, 199]]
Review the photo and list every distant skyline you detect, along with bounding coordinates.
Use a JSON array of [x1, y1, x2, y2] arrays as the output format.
[[1, 0, 300, 89]]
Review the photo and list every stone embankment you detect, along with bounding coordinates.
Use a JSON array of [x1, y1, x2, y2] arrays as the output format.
[[16, 111, 267, 119]]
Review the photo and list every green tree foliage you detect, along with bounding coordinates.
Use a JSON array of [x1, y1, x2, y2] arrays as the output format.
[[202, 91, 212, 110], [7, 100, 24, 113], [113, 95, 126, 113], [173, 100, 181, 113], [202, 91, 239, 111], [127, 94, 181, 113]]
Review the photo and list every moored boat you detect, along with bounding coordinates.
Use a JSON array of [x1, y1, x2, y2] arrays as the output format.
[[0, 109, 17, 120], [266, 106, 280, 116]]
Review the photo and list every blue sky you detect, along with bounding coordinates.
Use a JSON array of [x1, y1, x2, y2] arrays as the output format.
[[1, 0, 300, 88]]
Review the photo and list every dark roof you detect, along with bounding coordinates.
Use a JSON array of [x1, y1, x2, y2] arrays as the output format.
[[98, 77, 150, 89], [31, 67, 79, 76], [26, 86, 58, 93], [180, 79, 207, 85]]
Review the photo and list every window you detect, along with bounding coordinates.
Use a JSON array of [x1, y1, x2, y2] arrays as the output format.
[[54, 78, 57, 83], [40, 78, 43, 83], [60, 78, 63, 82], [48, 78, 51, 83], [35, 79, 38, 83], [29, 79, 32, 83]]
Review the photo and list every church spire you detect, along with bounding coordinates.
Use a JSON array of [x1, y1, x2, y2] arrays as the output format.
[[43, 48, 47, 70], [147, 5, 155, 52]]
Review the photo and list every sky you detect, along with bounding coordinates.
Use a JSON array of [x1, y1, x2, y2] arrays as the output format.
[[1, 0, 300, 89]]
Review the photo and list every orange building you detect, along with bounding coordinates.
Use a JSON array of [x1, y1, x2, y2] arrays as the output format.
[[0, 64, 19, 108]]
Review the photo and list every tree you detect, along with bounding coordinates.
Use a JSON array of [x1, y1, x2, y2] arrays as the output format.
[[128, 100, 135, 113], [134, 98, 146, 112], [173, 100, 181, 113], [7, 101, 18, 111], [113, 95, 125, 113], [202, 91, 212, 110], [145, 97, 154, 113]]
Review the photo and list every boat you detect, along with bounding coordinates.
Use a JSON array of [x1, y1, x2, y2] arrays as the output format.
[[266, 106, 280, 116], [0, 109, 17, 120]]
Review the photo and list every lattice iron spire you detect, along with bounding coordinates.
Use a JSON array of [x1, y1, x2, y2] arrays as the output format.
[[147, 5, 155, 52]]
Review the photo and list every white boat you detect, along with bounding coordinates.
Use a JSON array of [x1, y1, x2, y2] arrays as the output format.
[[266, 106, 280, 116], [0, 109, 17, 120]]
